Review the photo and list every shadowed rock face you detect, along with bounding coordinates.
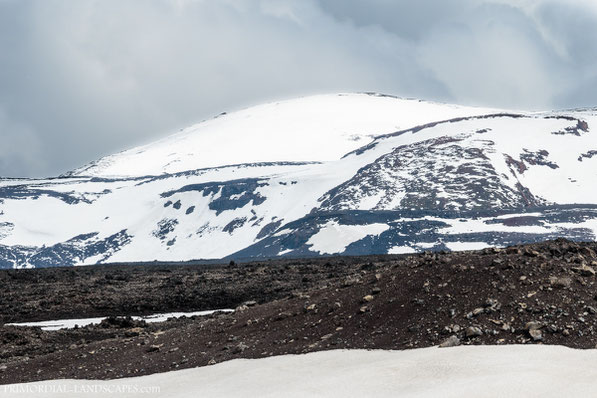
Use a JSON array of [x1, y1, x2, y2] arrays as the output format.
[[0, 230, 132, 269], [161, 178, 268, 215], [153, 219, 178, 241], [229, 206, 597, 259], [578, 150, 597, 162]]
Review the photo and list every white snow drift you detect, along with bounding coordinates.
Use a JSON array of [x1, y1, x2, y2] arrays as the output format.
[[5, 309, 233, 331], [4, 345, 597, 397], [306, 221, 389, 254]]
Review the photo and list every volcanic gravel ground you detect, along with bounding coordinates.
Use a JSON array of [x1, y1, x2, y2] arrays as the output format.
[[0, 258, 372, 325], [2, 239, 597, 384]]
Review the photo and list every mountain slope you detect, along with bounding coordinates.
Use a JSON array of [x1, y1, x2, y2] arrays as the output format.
[[67, 93, 496, 177], [1, 93, 597, 268]]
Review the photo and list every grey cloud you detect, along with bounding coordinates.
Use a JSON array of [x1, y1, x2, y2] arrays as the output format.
[[0, 0, 595, 177], [0, 107, 45, 177], [319, 0, 592, 109], [319, 0, 473, 41]]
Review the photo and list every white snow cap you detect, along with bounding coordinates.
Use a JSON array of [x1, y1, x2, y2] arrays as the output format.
[[69, 93, 497, 177]]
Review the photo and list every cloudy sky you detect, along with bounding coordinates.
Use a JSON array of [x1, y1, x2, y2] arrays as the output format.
[[1, 0, 597, 177]]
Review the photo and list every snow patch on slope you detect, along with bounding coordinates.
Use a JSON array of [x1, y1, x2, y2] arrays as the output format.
[[306, 221, 389, 254], [5, 309, 234, 331], [445, 241, 492, 251], [388, 245, 417, 254]]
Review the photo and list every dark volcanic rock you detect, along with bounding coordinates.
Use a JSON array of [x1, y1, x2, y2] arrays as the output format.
[[2, 239, 597, 385]]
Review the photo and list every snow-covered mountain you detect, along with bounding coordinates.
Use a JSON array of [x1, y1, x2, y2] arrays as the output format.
[[1, 93, 597, 268], [66, 93, 497, 177]]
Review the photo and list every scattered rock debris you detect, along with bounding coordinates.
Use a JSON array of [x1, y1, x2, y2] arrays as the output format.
[[1, 239, 597, 385]]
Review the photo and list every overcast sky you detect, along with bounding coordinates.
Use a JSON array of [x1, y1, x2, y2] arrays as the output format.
[[1, 0, 597, 177]]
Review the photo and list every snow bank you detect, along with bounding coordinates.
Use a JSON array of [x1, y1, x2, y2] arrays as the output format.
[[445, 241, 492, 251], [5, 345, 597, 397], [5, 309, 233, 331], [306, 221, 389, 254]]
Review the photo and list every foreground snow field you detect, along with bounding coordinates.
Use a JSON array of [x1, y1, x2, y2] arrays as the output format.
[[4, 345, 597, 397]]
